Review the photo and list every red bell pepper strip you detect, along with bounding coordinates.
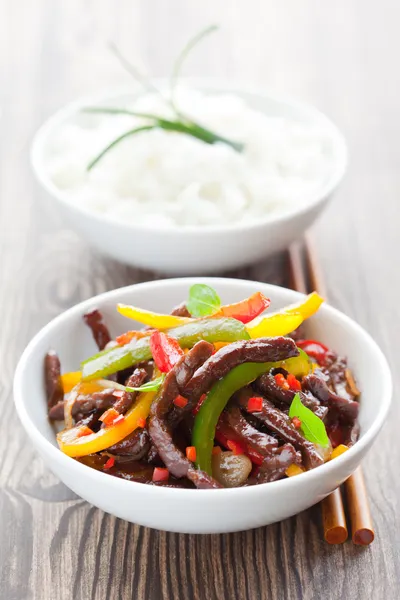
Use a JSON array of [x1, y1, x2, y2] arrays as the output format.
[[297, 339, 329, 364], [149, 330, 184, 373], [220, 292, 270, 324]]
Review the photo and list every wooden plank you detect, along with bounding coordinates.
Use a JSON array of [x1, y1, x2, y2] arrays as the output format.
[[0, 0, 399, 598]]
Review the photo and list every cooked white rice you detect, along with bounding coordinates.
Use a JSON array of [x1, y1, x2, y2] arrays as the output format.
[[43, 89, 334, 228]]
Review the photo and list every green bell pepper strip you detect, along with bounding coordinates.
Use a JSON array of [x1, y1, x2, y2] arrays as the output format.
[[81, 317, 249, 381], [192, 351, 311, 475], [192, 362, 272, 474]]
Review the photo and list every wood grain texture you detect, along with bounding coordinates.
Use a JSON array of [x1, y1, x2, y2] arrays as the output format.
[[0, 1, 399, 598]]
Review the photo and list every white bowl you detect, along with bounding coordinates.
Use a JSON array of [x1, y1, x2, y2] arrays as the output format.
[[13, 278, 391, 533], [31, 82, 347, 274]]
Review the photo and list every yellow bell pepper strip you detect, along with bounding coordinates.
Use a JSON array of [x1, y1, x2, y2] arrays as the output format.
[[285, 292, 324, 319], [285, 464, 305, 477], [246, 313, 304, 339], [245, 292, 324, 339], [61, 371, 82, 393], [57, 391, 156, 457], [330, 444, 349, 459], [117, 303, 192, 329], [81, 318, 249, 381]]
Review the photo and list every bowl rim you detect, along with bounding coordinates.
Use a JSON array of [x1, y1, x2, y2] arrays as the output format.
[[31, 79, 348, 235], [13, 277, 392, 499]]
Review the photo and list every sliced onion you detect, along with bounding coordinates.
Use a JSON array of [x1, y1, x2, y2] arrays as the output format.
[[212, 451, 252, 487], [63, 386, 80, 430]]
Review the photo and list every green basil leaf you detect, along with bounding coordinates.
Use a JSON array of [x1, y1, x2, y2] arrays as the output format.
[[125, 374, 165, 393], [187, 284, 221, 317], [289, 392, 330, 448]]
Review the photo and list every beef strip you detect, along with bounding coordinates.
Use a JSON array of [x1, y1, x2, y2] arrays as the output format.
[[44, 350, 64, 409], [218, 406, 279, 456], [148, 341, 221, 488], [113, 368, 148, 414], [182, 337, 299, 413], [170, 302, 191, 318], [116, 361, 155, 386], [250, 444, 301, 484], [256, 369, 327, 420], [108, 427, 150, 460], [238, 395, 323, 469], [146, 443, 162, 466], [48, 389, 116, 420], [83, 309, 112, 350], [320, 351, 359, 402], [74, 410, 102, 430], [288, 323, 307, 342], [78, 454, 156, 483], [346, 421, 360, 446], [49, 368, 148, 422], [302, 373, 359, 424]]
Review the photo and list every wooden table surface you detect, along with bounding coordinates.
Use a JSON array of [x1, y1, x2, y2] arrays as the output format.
[[1, 1, 399, 598]]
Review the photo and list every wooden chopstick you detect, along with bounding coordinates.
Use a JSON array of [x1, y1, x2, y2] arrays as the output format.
[[303, 235, 374, 546], [288, 241, 348, 544], [321, 488, 348, 544], [305, 235, 375, 546], [344, 467, 374, 545], [288, 243, 308, 294]]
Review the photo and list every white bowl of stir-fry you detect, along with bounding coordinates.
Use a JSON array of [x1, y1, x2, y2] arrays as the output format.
[[31, 81, 347, 274], [13, 278, 391, 533]]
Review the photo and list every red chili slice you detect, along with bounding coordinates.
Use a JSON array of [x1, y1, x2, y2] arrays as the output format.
[[99, 408, 120, 427], [173, 395, 188, 409], [104, 457, 115, 470], [112, 414, 125, 426], [247, 396, 264, 413], [137, 417, 147, 428], [287, 373, 302, 391], [186, 446, 197, 462], [297, 339, 329, 364], [76, 425, 93, 438], [193, 393, 207, 415], [292, 416, 302, 429], [274, 373, 290, 390], [152, 467, 169, 482]]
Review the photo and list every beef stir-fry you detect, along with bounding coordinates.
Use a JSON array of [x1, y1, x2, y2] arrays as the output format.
[[44, 285, 360, 489]]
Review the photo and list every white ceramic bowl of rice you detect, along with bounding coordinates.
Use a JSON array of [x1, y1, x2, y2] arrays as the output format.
[[31, 80, 347, 274]]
